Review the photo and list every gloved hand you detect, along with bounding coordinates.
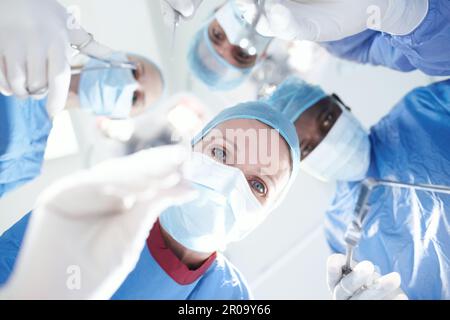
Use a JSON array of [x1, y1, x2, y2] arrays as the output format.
[[326, 254, 408, 300], [0, 145, 195, 300], [160, 0, 204, 26], [238, 0, 428, 42], [0, 0, 114, 117]]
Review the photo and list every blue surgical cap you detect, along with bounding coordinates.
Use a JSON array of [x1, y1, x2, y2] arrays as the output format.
[[188, 26, 253, 91], [192, 101, 300, 177], [265, 76, 328, 123]]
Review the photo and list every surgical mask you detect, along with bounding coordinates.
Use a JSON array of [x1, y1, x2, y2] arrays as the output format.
[[299, 106, 371, 182], [78, 52, 139, 119], [188, 26, 254, 91], [159, 152, 264, 253], [215, 1, 272, 56]]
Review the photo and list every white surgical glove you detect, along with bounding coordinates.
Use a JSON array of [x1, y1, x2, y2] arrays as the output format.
[[160, 0, 204, 26], [0, 0, 114, 117], [327, 254, 408, 300], [0, 145, 195, 300], [237, 0, 428, 42]]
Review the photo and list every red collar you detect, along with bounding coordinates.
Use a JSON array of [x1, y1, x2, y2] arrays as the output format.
[[147, 220, 217, 285]]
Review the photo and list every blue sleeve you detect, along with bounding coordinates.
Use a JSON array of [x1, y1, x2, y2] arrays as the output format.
[[188, 257, 252, 300], [0, 213, 31, 286], [400, 79, 450, 117], [0, 94, 51, 198], [323, 0, 450, 76], [324, 181, 361, 255], [322, 29, 416, 72]]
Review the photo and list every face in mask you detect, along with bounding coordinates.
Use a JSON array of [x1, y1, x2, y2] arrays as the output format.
[[187, 2, 271, 91], [159, 152, 264, 253], [78, 52, 139, 119], [215, 1, 271, 57], [299, 103, 371, 182]]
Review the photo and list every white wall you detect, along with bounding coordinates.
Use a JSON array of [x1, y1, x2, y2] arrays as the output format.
[[0, 0, 439, 299]]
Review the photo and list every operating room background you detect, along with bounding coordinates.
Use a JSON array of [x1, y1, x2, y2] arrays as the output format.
[[0, 0, 442, 299]]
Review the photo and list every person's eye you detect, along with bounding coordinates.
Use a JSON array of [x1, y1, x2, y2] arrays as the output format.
[[302, 145, 314, 158], [322, 113, 334, 128], [132, 66, 141, 81], [237, 48, 251, 59], [132, 62, 143, 80], [234, 47, 255, 63], [132, 91, 139, 106], [211, 147, 227, 163], [249, 178, 267, 197], [212, 27, 225, 42]]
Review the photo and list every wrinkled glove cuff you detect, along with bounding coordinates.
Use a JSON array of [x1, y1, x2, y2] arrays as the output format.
[[378, 0, 429, 35]]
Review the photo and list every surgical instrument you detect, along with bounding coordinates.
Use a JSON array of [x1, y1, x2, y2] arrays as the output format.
[[342, 177, 450, 276], [70, 33, 137, 75]]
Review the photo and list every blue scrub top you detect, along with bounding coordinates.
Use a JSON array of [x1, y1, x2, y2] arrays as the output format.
[[0, 94, 52, 197], [325, 79, 450, 299], [0, 213, 252, 300], [322, 0, 450, 76]]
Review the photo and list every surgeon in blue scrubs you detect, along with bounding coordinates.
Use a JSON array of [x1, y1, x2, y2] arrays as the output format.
[[0, 53, 163, 198], [266, 77, 450, 299], [0, 101, 300, 299], [322, 0, 450, 76]]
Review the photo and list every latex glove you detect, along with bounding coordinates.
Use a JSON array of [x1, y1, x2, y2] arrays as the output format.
[[327, 254, 408, 300], [237, 0, 428, 42], [0, 145, 195, 300], [160, 0, 203, 26], [0, 0, 114, 117]]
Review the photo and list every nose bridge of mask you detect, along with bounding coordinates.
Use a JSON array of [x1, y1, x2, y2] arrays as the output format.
[[80, 52, 138, 118], [185, 152, 241, 191], [111, 68, 139, 118], [185, 152, 262, 216], [105, 53, 138, 117]]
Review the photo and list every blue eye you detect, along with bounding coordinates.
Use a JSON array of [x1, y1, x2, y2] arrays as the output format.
[[249, 179, 267, 196], [212, 147, 226, 163]]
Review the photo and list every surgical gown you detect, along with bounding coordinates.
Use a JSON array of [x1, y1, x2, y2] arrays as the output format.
[[0, 94, 52, 197], [0, 214, 251, 300], [322, 0, 450, 76], [325, 79, 450, 299]]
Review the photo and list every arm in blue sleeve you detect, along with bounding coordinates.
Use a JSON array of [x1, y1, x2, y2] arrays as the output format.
[[0, 213, 31, 286], [0, 94, 51, 198], [404, 79, 450, 116], [428, 80, 450, 115], [321, 29, 416, 72]]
